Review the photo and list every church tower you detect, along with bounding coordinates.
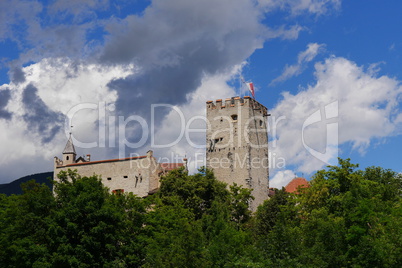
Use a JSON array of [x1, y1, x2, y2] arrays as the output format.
[[206, 96, 269, 211], [62, 134, 76, 165]]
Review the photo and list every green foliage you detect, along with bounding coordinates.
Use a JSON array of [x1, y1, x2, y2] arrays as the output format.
[[144, 167, 256, 267], [157, 167, 229, 218], [0, 170, 148, 267], [144, 203, 205, 267], [0, 180, 54, 267], [254, 158, 402, 267], [1, 160, 401, 267], [50, 170, 147, 267]]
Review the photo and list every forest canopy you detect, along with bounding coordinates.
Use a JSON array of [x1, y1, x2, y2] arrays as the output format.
[[0, 159, 401, 267]]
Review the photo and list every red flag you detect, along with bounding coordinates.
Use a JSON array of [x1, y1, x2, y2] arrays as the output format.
[[247, 82, 255, 98]]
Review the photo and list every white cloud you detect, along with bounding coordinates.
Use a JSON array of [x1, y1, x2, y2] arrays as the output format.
[[49, 0, 108, 18], [269, 169, 297, 188], [290, 0, 341, 15], [265, 24, 305, 40], [270, 56, 402, 177], [151, 67, 239, 173], [258, 0, 341, 16], [0, 57, 241, 182], [0, 58, 135, 183], [0, 0, 42, 41], [271, 42, 325, 84]]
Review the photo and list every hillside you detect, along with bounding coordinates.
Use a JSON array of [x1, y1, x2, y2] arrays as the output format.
[[0, 172, 53, 195]]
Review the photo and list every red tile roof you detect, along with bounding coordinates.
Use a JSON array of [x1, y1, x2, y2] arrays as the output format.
[[285, 177, 309, 194], [160, 163, 184, 171], [63, 155, 147, 167], [268, 187, 276, 197]]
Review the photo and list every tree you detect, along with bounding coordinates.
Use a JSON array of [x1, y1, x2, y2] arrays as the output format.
[[254, 158, 402, 267], [254, 188, 302, 266], [156, 167, 229, 219], [49, 169, 147, 267], [0, 180, 54, 267], [144, 167, 257, 267]]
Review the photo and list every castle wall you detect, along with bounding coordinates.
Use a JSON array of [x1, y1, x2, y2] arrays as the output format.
[[54, 154, 162, 197], [206, 96, 269, 211]]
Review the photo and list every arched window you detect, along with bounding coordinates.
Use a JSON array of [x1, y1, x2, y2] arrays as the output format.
[[66, 156, 69, 160], [231, 114, 238, 121]]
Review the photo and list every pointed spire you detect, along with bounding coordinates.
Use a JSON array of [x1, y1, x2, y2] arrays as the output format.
[[63, 134, 76, 155]]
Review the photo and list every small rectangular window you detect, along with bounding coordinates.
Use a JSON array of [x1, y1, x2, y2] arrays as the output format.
[[112, 189, 124, 194], [107, 177, 112, 181], [123, 176, 128, 178]]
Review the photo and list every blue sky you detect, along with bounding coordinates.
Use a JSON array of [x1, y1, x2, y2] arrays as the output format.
[[0, 0, 401, 187]]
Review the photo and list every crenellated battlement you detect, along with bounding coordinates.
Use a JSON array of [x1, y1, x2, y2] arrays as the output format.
[[206, 96, 268, 116], [206, 96, 246, 109]]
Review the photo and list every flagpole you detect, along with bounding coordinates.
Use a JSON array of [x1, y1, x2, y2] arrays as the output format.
[[239, 75, 242, 98], [240, 76, 246, 98], [238, 75, 242, 97]]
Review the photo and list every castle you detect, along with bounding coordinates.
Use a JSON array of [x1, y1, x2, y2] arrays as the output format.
[[53, 138, 184, 197], [54, 96, 269, 210], [206, 96, 269, 211]]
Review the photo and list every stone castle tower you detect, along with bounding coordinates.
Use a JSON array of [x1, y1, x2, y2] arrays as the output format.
[[206, 96, 269, 211]]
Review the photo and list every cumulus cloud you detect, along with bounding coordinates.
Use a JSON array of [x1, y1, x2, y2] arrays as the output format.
[[0, 0, 42, 42], [49, 0, 109, 18], [22, 84, 64, 143], [100, 0, 267, 121], [0, 58, 238, 182], [151, 66, 239, 173], [270, 169, 297, 189], [9, 67, 26, 84], [258, 0, 341, 16], [0, 89, 12, 119], [0, 58, 134, 182], [0, 0, 90, 66], [265, 24, 305, 40], [0, 0, 105, 71], [289, 0, 341, 15], [270, 56, 402, 185], [0, 0, 344, 183], [271, 42, 325, 84], [96, 0, 293, 150]]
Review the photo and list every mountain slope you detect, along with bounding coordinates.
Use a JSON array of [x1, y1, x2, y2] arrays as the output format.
[[0, 172, 53, 195]]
